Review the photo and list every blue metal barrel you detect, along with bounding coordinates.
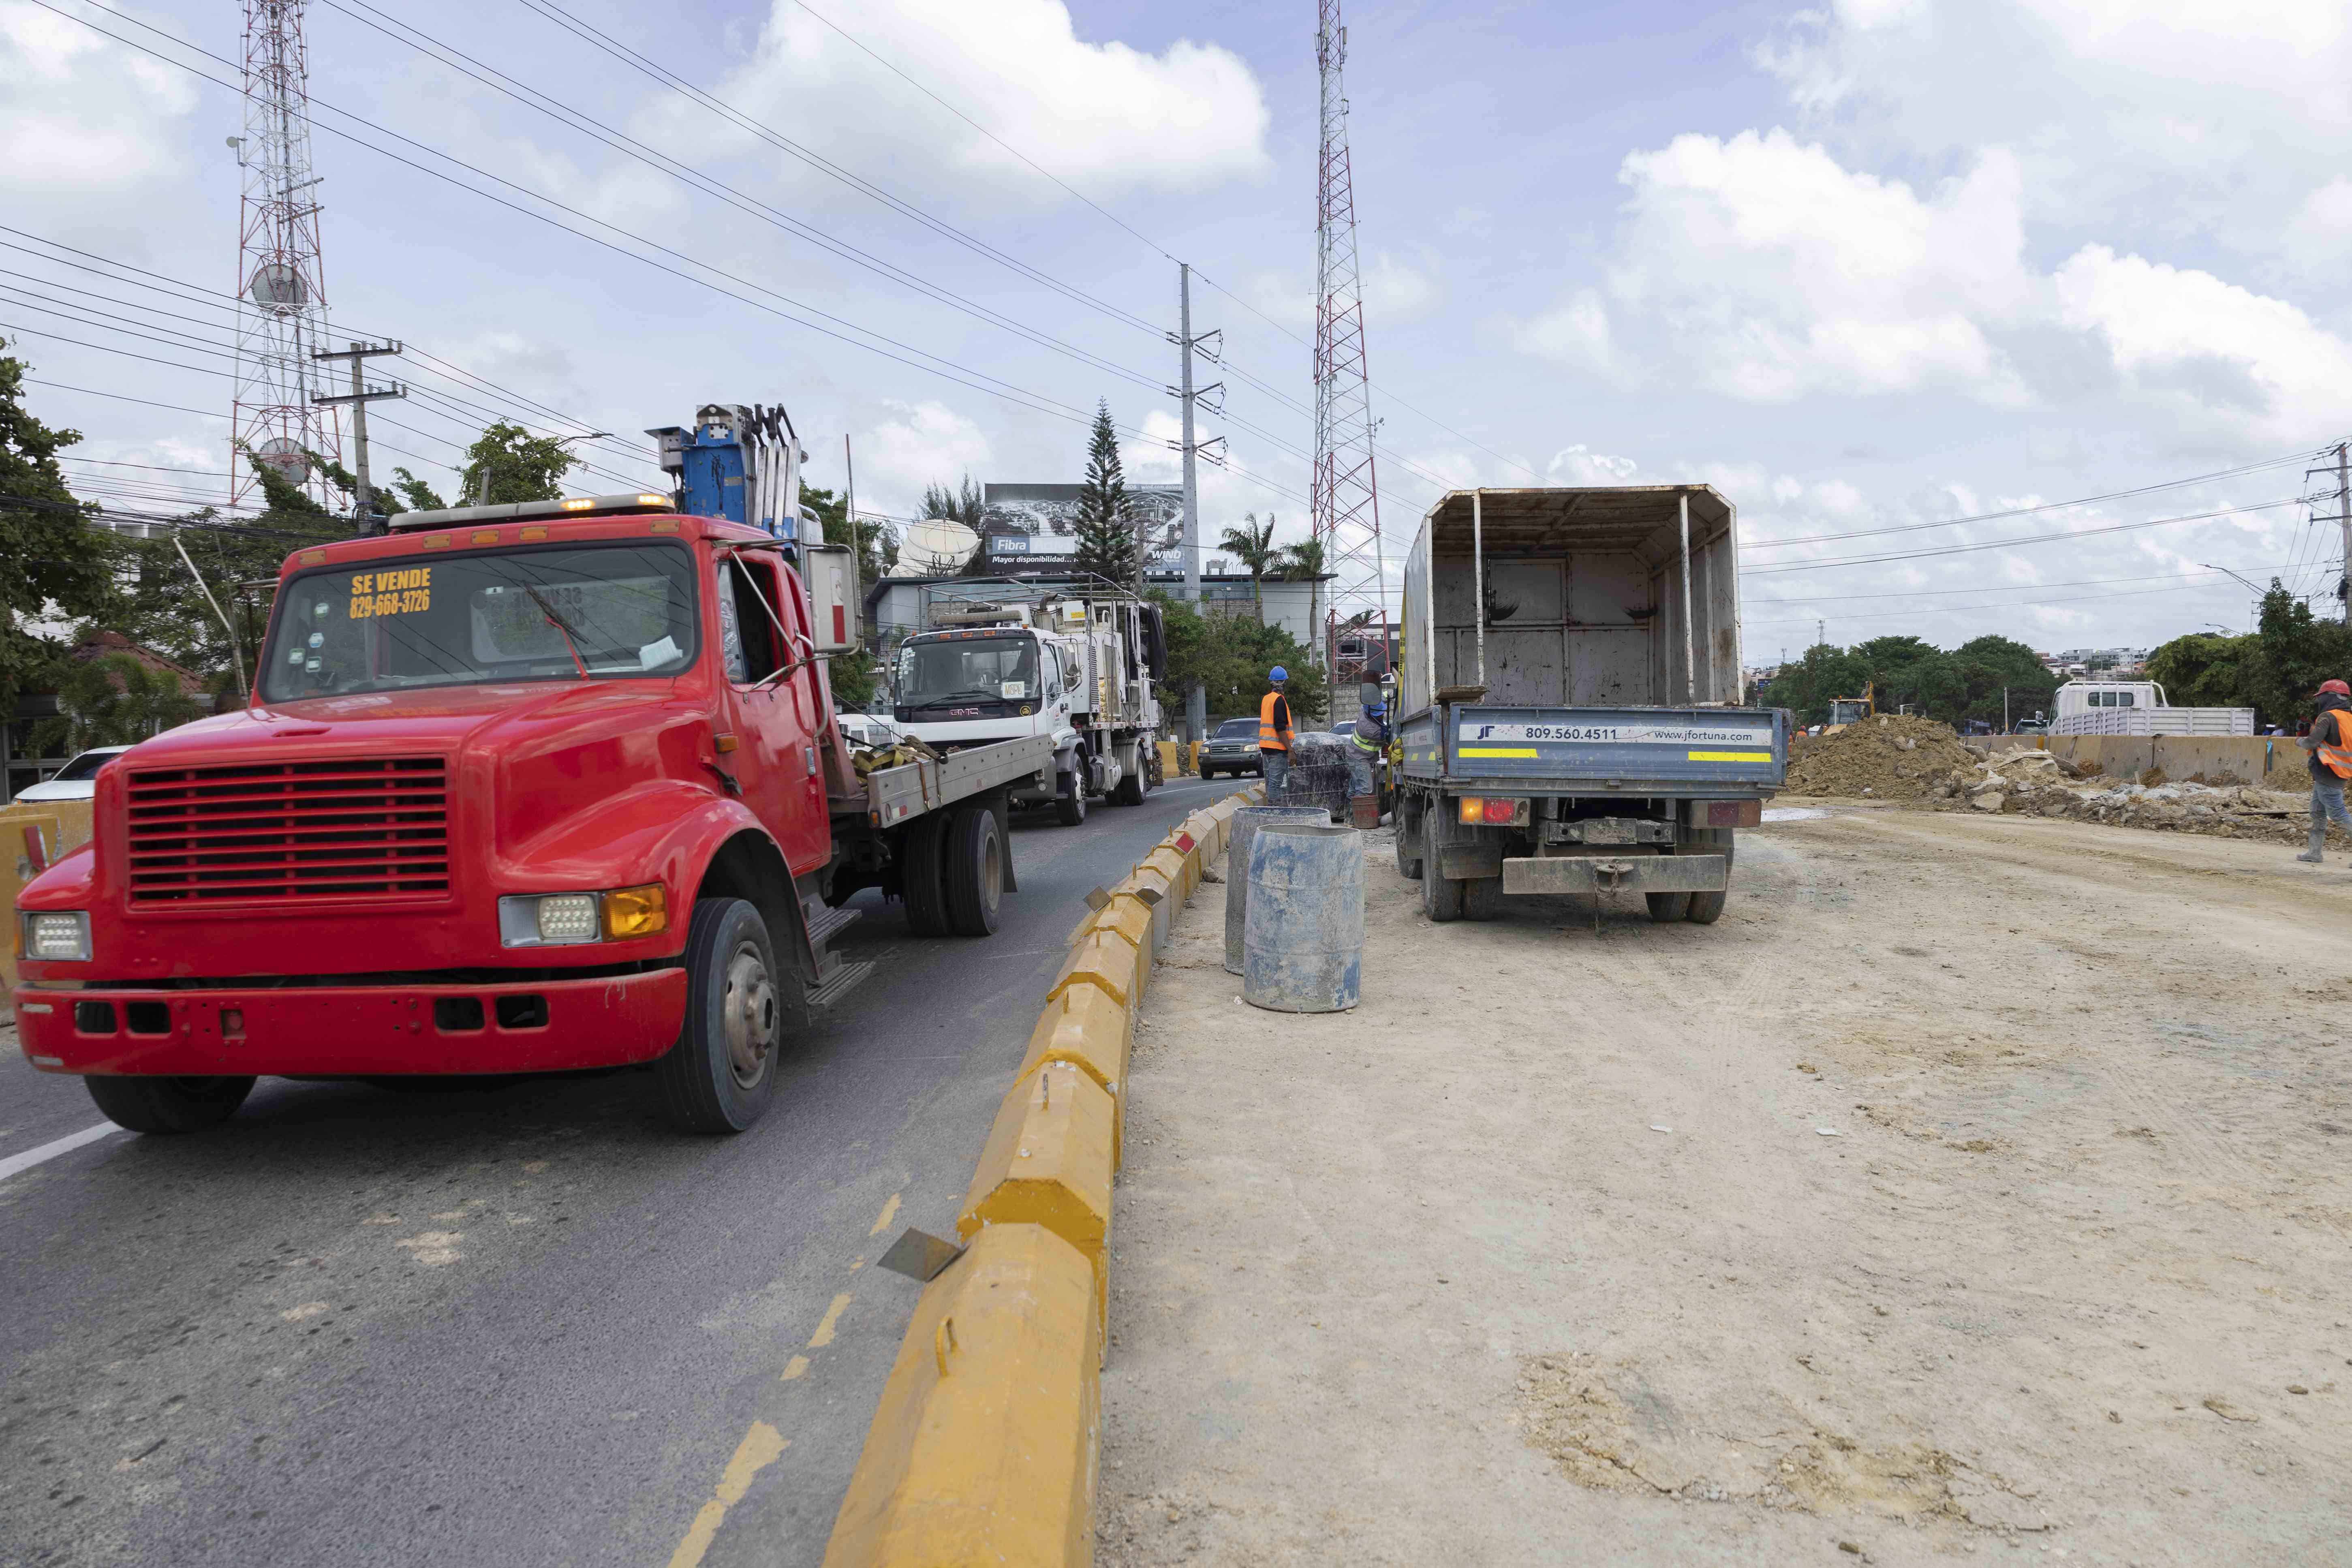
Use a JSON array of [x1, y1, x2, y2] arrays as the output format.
[[1225, 806, 1330, 974], [1242, 824, 1363, 1014]]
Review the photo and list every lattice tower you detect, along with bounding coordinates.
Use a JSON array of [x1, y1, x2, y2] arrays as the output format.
[[231, 0, 338, 507], [1312, 0, 1388, 693]]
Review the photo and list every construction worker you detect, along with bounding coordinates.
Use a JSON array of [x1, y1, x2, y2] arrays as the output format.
[[2296, 678, 2352, 864], [1258, 666, 1295, 801], [1347, 694, 1390, 825]]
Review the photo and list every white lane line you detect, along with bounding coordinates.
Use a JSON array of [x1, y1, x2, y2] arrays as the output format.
[[0, 1122, 126, 1183]]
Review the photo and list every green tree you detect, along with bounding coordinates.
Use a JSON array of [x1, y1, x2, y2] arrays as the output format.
[[457, 422, 578, 505], [1069, 400, 1137, 588], [0, 337, 117, 713], [26, 652, 204, 757], [798, 481, 895, 709], [1754, 642, 1873, 725], [2243, 582, 2352, 728], [1948, 635, 2057, 729], [1154, 592, 1327, 727], [2146, 631, 2257, 709], [919, 474, 984, 527], [1277, 535, 1327, 642], [389, 467, 447, 512], [1218, 513, 1280, 623]]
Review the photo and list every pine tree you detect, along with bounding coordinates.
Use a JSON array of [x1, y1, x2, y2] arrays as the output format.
[[1069, 400, 1137, 588]]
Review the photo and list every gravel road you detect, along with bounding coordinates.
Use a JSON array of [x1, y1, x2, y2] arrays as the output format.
[[1101, 806, 2352, 1565]]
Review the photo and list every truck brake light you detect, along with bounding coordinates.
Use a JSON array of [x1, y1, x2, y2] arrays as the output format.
[[1459, 796, 1528, 826]]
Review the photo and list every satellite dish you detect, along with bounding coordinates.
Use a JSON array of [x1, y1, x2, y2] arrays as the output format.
[[248, 262, 308, 310], [252, 437, 310, 483], [901, 517, 979, 573]]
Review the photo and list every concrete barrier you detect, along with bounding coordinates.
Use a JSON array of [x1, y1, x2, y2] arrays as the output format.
[[2031, 733, 2311, 792], [1140, 844, 1191, 905], [820, 1224, 1101, 1568], [1018, 984, 1132, 1169], [1065, 893, 1153, 958], [959, 1060, 1116, 1340], [1155, 738, 1181, 781], [1049, 928, 1145, 1010], [1, 805, 90, 1005]]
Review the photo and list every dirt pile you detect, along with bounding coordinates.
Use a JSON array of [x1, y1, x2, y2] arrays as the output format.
[[1784, 713, 1974, 800], [1923, 749, 2335, 845]]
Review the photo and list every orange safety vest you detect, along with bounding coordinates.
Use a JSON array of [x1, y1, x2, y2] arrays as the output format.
[[1259, 689, 1291, 752], [2319, 709, 2352, 779]]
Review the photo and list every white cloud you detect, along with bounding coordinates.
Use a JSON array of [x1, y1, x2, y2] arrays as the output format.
[[1364, 252, 1442, 323], [857, 400, 992, 516], [0, 2, 196, 198], [661, 0, 1271, 210], [1515, 289, 1615, 376], [2283, 178, 2352, 274]]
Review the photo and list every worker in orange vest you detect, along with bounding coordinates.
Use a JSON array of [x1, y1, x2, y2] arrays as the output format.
[[2296, 678, 2352, 865], [1258, 667, 1295, 802]]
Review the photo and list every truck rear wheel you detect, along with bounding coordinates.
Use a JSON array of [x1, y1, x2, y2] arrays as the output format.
[[84, 1074, 254, 1134], [655, 897, 780, 1134], [1420, 813, 1463, 922], [1463, 875, 1507, 921], [1110, 753, 1144, 806], [1645, 892, 1692, 922], [900, 815, 951, 935], [943, 802, 1005, 936], [1681, 830, 1734, 925]]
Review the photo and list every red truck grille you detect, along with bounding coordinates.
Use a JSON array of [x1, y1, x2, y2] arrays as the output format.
[[124, 757, 451, 904]]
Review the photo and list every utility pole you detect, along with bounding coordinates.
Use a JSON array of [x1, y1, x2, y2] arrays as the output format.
[[2337, 441, 2349, 618], [1817, 618, 1825, 650], [1168, 262, 1222, 746], [311, 340, 404, 534]]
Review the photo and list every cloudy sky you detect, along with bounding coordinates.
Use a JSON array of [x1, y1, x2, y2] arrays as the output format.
[[5, 0, 2351, 659]]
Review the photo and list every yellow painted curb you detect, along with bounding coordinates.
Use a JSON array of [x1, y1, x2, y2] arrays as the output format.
[[1048, 929, 1144, 1010], [1140, 845, 1190, 904], [1018, 984, 1132, 1170], [1155, 738, 1182, 780], [959, 1061, 1116, 1339], [819, 1224, 1100, 1568], [1067, 894, 1152, 957]]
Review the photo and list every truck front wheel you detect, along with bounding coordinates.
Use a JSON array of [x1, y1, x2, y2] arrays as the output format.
[[1055, 768, 1088, 826], [655, 897, 781, 1134], [84, 1074, 254, 1134]]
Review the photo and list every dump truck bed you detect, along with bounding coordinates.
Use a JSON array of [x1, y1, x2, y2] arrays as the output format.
[[845, 734, 1055, 829]]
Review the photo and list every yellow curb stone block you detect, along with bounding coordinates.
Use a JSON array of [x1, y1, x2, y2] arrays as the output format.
[[820, 1224, 1100, 1568], [1155, 738, 1181, 780], [958, 1061, 1116, 1341], [1065, 890, 1153, 954], [1140, 845, 1189, 904], [1018, 983, 1133, 1168], [1048, 929, 1144, 1010]]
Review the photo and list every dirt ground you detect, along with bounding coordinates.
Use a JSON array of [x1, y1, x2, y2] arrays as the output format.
[[1098, 806, 2352, 1566]]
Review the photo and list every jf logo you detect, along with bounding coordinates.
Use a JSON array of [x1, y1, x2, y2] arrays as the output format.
[[1474, 724, 1495, 739]]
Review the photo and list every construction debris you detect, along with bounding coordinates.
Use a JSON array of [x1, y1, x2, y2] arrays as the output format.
[[1784, 714, 1974, 801]]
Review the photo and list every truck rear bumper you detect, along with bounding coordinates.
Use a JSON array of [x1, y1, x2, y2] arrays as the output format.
[[11, 969, 687, 1077], [1502, 854, 1728, 895]]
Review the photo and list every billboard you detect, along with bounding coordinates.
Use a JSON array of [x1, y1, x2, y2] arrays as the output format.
[[981, 483, 1183, 566]]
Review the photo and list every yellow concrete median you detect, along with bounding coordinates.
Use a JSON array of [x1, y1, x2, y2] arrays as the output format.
[[1048, 928, 1145, 1010], [820, 1224, 1101, 1568], [959, 1060, 1116, 1340], [1018, 984, 1132, 1169]]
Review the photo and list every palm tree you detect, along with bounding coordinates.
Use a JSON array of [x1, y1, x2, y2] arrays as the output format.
[[1278, 535, 1327, 649], [1218, 512, 1281, 622]]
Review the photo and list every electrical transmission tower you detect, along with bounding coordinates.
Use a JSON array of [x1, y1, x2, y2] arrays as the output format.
[[229, 0, 338, 508], [1312, 0, 1388, 716]]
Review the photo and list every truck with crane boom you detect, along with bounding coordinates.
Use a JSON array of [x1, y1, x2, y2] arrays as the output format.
[[9, 404, 1055, 1136]]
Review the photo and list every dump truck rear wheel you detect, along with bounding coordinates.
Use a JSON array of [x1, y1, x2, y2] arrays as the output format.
[[1645, 892, 1692, 922], [1463, 876, 1506, 920], [1395, 808, 1425, 879], [943, 802, 1005, 937], [654, 897, 779, 1134], [1420, 814, 1463, 922], [901, 815, 951, 935], [1685, 890, 1727, 924], [83, 1074, 254, 1134]]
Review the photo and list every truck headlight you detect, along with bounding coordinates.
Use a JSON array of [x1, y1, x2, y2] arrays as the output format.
[[20, 911, 92, 963], [498, 886, 669, 948]]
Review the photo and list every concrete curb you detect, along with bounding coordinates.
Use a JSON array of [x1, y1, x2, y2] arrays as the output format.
[[823, 782, 1262, 1567]]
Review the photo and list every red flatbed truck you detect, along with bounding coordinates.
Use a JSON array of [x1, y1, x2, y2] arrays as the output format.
[[9, 492, 1053, 1134]]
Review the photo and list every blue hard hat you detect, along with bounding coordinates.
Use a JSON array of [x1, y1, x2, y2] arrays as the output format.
[[1269, 665, 1288, 683]]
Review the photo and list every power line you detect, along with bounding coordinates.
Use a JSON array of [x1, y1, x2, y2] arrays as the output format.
[[1740, 498, 2313, 576]]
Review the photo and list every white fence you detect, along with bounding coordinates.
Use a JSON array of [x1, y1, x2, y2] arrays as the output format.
[[2051, 707, 2255, 737]]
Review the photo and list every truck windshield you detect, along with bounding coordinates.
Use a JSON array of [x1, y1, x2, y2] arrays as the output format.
[[261, 543, 699, 700], [897, 635, 1041, 705]]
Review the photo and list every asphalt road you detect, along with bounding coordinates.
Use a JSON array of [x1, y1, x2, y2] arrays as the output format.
[[0, 776, 1231, 1568]]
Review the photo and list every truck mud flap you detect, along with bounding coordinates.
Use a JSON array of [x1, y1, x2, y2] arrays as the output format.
[[1436, 842, 1505, 880], [1502, 854, 1728, 895]]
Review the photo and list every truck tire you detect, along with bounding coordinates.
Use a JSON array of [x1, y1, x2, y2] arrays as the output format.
[[1110, 751, 1145, 806], [83, 1074, 254, 1134], [1463, 875, 1507, 921], [1055, 770, 1088, 826], [1683, 829, 1734, 925], [943, 802, 1005, 936], [1420, 813, 1463, 922], [901, 814, 951, 935], [1396, 822, 1424, 879], [655, 896, 781, 1134], [1645, 892, 1692, 922]]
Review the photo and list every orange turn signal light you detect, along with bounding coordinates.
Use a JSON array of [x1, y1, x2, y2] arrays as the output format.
[[1459, 796, 1528, 826], [601, 883, 668, 940]]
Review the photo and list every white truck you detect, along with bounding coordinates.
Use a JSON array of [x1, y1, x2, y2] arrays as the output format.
[[2048, 680, 2254, 736], [891, 589, 1167, 825]]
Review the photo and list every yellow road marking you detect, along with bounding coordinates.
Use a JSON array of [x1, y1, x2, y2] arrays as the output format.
[[1459, 747, 1537, 758], [807, 1292, 853, 1348], [779, 1354, 810, 1382], [665, 1422, 786, 1568], [1687, 751, 1771, 762], [869, 1193, 902, 1236]]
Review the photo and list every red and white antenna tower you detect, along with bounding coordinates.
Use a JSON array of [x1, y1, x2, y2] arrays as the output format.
[[230, 0, 338, 507], [1312, 0, 1387, 700]]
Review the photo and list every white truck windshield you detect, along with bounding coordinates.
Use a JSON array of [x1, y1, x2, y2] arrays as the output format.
[[261, 543, 699, 700], [897, 635, 1041, 706]]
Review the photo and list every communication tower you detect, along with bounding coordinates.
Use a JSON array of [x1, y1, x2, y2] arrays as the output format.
[[1312, 0, 1388, 701], [229, 0, 338, 507]]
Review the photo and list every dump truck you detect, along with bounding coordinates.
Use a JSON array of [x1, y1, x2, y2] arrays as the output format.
[[11, 474, 1054, 1137], [892, 584, 1166, 826], [1394, 485, 1788, 924]]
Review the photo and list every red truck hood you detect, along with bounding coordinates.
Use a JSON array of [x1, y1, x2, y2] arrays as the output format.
[[126, 682, 672, 766]]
